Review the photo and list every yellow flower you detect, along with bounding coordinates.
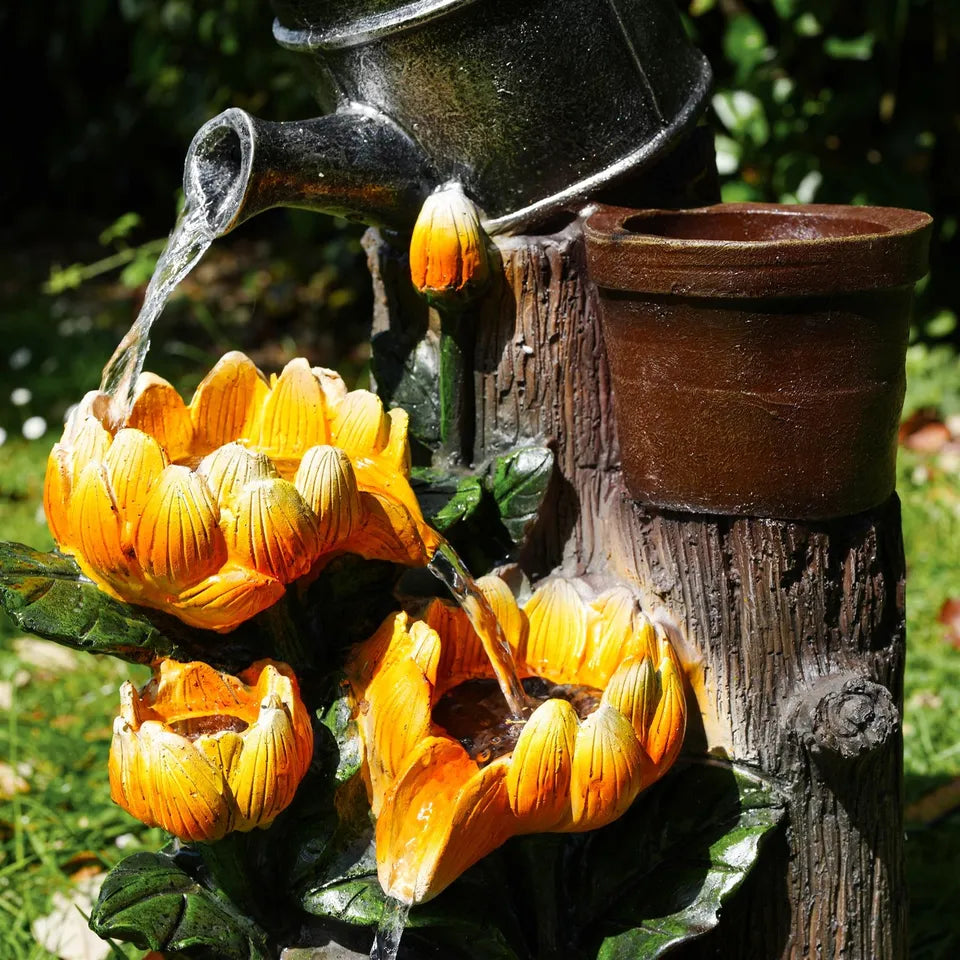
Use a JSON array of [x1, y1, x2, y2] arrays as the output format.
[[347, 577, 686, 905], [409, 182, 490, 302], [44, 353, 439, 631], [108, 658, 313, 843]]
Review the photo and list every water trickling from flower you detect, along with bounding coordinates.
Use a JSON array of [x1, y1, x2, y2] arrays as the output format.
[[427, 539, 529, 720], [370, 896, 410, 960], [100, 201, 214, 416]]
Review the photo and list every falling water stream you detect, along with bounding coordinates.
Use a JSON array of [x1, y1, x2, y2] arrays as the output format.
[[428, 540, 530, 720], [99, 200, 215, 414], [370, 897, 411, 960]]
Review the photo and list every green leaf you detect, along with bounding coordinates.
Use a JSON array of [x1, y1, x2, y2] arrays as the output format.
[[0, 542, 176, 662], [90, 851, 272, 959], [432, 476, 485, 532], [722, 13, 768, 81], [371, 332, 440, 449], [485, 446, 554, 544], [578, 761, 786, 958], [321, 694, 363, 784]]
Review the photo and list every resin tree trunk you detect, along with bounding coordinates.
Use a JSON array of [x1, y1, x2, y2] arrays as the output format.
[[364, 200, 908, 957]]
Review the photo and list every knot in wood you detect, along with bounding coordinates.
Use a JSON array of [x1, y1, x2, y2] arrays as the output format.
[[806, 676, 899, 761]]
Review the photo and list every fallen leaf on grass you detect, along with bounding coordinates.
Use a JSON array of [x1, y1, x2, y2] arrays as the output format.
[[32, 871, 110, 960], [905, 777, 960, 826], [0, 761, 29, 798], [937, 598, 960, 649], [12, 636, 79, 672], [900, 408, 950, 453]]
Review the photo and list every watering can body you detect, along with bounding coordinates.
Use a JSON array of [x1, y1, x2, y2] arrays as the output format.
[[187, 0, 712, 235]]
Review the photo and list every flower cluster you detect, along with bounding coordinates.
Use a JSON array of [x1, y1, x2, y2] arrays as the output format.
[[347, 576, 686, 904], [44, 352, 438, 631], [109, 658, 313, 842]]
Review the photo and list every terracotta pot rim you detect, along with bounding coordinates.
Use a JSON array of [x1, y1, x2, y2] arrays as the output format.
[[584, 202, 933, 298]]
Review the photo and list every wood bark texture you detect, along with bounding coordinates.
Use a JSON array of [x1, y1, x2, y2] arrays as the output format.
[[365, 216, 907, 959]]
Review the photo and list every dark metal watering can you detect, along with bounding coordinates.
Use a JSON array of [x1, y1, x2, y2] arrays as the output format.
[[185, 0, 712, 235]]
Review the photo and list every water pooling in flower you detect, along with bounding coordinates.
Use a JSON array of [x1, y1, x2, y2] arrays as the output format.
[[427, 540, 529, 719], [370, 896, 410, 960], [100, 201, 214, 416]]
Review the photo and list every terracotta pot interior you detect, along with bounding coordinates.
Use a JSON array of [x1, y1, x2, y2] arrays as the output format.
[[622, 209, 892, 242]]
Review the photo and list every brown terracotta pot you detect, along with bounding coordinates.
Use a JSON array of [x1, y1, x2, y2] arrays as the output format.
[[583, 202, 933, 519]]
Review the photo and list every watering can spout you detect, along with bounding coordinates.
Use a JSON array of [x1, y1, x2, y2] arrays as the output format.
[[184, 106, 434, 236]]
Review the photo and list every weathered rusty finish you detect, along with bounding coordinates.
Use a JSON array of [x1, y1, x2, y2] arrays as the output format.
[[366, 215, 908, 959]]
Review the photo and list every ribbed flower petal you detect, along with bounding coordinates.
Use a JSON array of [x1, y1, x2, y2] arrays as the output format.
[[360, 658, 433, 815], [149, 659, 249, 724], [569, 703, 650, 830], [505, 698, 576, 830], [476, 575, 527, 655], [119, 720, 233, 842], [173, 563, 285, 632], [602, 657, 659, 746], [348, 492, 429, 566], [581, 588, 646, 688], [293, 446, 361, 550], [523, 579, 589, 682], [330, 390, 391, 458], [104, 428, 168, 548], [246, 662, 314, 777], [69, 462, 133, 584], [189, 351, 269, 453], [126, 373, 194, 462], [312, 366, 348, 410], [409, 182, 490, 301], [68, 415, 112, 474], [646, 655, 686, 770], [376, 737, 510, 905], [427, 600, 491, 695], [197, 442, 278, 509], [382, 407, 411, 474], [228, 695, 301, 830], [62, 390, 118, 445], [256, 358, 328, 466], [43, 445, 73, 546], [223, 478, 319, 583], [135, 464, 226, 593]]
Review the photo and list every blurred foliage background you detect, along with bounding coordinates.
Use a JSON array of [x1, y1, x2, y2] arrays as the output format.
[[0, 1, 958, 958]]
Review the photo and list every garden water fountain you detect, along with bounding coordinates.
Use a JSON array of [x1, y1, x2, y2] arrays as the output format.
[[0, 1, 936, 958]]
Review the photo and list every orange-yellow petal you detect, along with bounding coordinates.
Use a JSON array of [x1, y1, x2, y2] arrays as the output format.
[[68, 415, 112, 473], [523, 579, 588, 683], [126, 373, 194, 461], [347, 491, 430, 566], [293, 445, 361, 550], [476, 575, 527, 655], [103, 428, 168, 548], [134, 464, 226, 593], [375, 736, 510, 904], [62, 390, 118, 445], [173, 562, 286, 632], [197, 443, 278, 508], [223, 478, 319, 583], [409, 182, 490, 301], [69, 462, 134, 584], [646, 655, 686, 770], [111, 718, 233, 842], [329, 390, 391, 458], [189, 351, 269, 453], [148, 658, 249, 724], [505, 698, 576, 831], [43, 445, 73, 546], [245, 661, 314, 777], [382, 407, 411, 475], [568, 703, 650, 831], [227, 694, 303, 830], [256, 358, 327, 465], [601, 656, 659, 746], [359, 658, 434, 814]]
